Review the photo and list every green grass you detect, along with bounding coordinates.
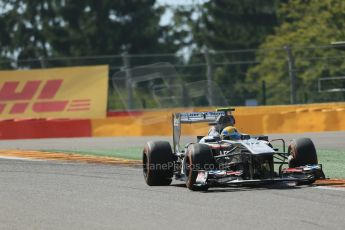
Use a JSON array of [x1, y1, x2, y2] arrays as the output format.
[[318, 149, 345, 179], [41, 148, 345, 179]]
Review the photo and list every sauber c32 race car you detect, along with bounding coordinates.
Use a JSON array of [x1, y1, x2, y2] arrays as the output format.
[[142, 108, 325, 191]]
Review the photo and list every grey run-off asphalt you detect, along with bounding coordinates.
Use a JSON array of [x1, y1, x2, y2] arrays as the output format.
[[0, 131, 344, 151]]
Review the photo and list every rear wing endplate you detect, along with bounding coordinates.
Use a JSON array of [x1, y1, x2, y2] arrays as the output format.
[[172, 111, 226, 153]]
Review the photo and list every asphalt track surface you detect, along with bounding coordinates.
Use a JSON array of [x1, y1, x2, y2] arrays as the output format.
[[1, 131, 345, 230], [1, 158, 345, 230]]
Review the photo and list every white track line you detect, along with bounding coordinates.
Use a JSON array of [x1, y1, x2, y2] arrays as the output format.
[[314, 186, 345, 192], [0, 156, 45, 161]]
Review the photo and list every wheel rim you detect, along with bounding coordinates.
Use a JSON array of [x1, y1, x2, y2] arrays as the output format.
[[185, 155, 191, 177], [143, 153, 148, 179], [288, 140, 297, 158]]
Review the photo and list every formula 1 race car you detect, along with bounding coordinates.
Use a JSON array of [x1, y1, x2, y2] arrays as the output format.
[[142, 108, 325, 191]]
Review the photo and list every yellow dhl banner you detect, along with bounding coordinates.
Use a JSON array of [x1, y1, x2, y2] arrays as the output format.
[[0, 65, 108, 119]]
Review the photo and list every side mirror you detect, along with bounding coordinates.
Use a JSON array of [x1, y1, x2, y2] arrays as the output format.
[[241, 134, 250, 140], [197, 136, 204, 142]]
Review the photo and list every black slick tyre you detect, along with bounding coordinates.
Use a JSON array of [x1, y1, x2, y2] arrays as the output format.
[[288, 138, 318, 185], [288, 138, 318, 167], [185, 143, 215, 191], [143, 141, 174, 186]]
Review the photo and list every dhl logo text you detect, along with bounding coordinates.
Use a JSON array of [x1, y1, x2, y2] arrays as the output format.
[[0, 79, 91, 114]]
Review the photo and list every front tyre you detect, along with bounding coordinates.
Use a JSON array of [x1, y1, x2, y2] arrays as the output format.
[[143, 141, 174, 186], [185, 144, 215, 191], [288, 138, 319, 184], [288, 138, 318, 167]]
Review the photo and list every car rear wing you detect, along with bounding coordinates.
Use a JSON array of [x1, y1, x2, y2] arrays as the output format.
[[172, 111, 226, 153], [178, 111, 226, 123]]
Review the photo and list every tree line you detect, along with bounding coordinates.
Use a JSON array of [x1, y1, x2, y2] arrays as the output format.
[[1, 0, 344, 106]]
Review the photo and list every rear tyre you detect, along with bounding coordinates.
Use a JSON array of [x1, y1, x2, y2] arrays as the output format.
[[143, 141, 174, 186], [185, 144, 215, 191]]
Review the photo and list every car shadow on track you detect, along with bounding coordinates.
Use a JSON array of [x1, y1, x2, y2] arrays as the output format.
[[171, 182, 308, 193]]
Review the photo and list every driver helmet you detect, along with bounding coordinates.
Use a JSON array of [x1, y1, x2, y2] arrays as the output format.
[[221, 126, 241, 140]]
